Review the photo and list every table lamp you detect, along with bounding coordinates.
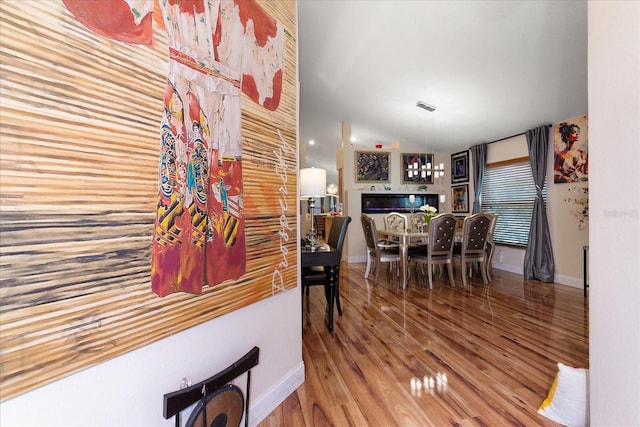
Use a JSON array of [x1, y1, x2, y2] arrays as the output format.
[[300, 167, 326, 249]]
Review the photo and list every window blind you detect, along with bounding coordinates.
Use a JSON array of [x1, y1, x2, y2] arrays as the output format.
[[480, 159, 545, 246]]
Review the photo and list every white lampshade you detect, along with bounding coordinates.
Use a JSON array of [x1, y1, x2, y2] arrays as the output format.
[[300, 167, 326, 198]]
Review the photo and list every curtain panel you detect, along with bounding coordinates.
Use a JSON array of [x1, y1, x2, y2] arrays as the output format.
[[471, 143, 488, 213], [524, 125, 555, 282]]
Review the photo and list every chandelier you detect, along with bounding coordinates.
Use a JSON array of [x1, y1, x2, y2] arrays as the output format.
[[406, 157, 445, 180], [416, 100, 446, 181]]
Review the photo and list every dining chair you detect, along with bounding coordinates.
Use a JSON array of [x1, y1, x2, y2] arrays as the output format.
[[411, 213, 457, 289], [361, 214, 401, 284], [453, 212, 493, 287], [484, 213, 498, 282], [314, 215, 326, 240], [301, 216, 352, 326], [385, 212, 420, 256], [410, 212, 428, 230], [384, 212, 408, 238], [410, 212, 429, 247]]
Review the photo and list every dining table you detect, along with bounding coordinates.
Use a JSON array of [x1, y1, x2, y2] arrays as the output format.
[[378, 227, 463, 289], [378, 228, 429, 289], [301, 242, 340, 332]]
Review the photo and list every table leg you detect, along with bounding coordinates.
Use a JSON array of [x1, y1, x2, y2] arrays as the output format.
[[400, 237, 409, 289], [327, 266, 336, 332]]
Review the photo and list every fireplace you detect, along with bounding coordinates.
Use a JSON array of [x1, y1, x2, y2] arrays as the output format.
[[361, 193, 439, 214]]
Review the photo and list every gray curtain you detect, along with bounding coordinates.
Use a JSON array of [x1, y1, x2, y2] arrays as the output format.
[[470, 143, 488, 213], [524, 125, 555, 282]]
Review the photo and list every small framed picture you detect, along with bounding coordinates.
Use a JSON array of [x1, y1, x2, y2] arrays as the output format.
[[451, 184, 469, 213], [355, 151, 391, 183], [451, 150, 469, 183], [401, 153, 434, 184]]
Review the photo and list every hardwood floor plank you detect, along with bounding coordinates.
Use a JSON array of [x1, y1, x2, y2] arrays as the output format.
[[259, 262, 588, 426]]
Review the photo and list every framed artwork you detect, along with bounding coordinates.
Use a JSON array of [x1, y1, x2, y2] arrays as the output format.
[[451, 184, 469, 213], [553, 114, 588, 183], [355, 151, 391, 183], [401, 153, 434, 184], [451, 150, 469, 183]]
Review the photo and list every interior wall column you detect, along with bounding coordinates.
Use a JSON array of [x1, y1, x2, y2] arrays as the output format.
[[339, 121, 351, 204]]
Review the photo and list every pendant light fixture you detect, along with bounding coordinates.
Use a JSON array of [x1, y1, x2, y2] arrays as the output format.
[[417, 100, 446, 181]]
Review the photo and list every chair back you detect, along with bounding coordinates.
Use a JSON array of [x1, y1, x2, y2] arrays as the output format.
[[461, 213, 493, 255], [327, 216, 352, 255], [384, 212, 408, 232], [315, 215, 326, 239], [428, 213, 457, 255], [384, 212, 407, 245], [360, 214, 378, 251], [411, 213, 427, 230], [485, 212, 497, 241]]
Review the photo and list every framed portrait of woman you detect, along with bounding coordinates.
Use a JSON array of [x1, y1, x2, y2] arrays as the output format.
[[553, 115, 588, 183]]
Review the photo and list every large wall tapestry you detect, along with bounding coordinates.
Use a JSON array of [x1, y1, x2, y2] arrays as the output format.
[[355, 151, 391, 183], [0, 0, 297, 400], [553, 115, 588, 183]]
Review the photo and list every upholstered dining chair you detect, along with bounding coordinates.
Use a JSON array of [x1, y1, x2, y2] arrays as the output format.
[[314, 215, 326, 240], [383, 212, 408, 243], [453, 212, 493, 287], [301, 216, 351, 326], [484, 213, 498, 282], [374, 213, 401, 250], [410, 212, 429, 247], [410, 213, 457, 289], [410, 212, 428, 230], [361, 214, 401, 284]]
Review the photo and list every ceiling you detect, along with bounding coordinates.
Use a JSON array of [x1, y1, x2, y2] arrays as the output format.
[[297, 1, 587, 183]]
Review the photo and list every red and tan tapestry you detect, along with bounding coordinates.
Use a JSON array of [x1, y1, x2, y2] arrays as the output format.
[[0, 0, 297, 400], [63, 0, 284, 296]]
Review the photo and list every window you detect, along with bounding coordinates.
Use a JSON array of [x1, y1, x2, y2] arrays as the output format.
[[480, 157, 545, 246]]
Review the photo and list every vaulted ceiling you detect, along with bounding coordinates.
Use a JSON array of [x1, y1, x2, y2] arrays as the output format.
[[298, 1, 588, 183]]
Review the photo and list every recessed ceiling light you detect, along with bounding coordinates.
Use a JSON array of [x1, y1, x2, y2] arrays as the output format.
[[350, 135, 357, 142], [309, 139, 315, 145]]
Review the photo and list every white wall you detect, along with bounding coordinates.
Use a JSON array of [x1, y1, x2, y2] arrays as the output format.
[[0, 289, 304, 426], [588, 1, 640, 424]]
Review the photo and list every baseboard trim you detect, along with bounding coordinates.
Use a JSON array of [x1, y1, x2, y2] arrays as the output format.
[[248, 360, 305, 426], [347, 255, 367, 264], [554, 274, 584, 289], [492, 262, 522, 275], [348, 259, 585, 289], [492, 263, 584, 289]]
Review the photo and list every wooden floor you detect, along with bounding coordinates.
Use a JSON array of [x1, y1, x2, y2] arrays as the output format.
[[258, 262, 589, 426]]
